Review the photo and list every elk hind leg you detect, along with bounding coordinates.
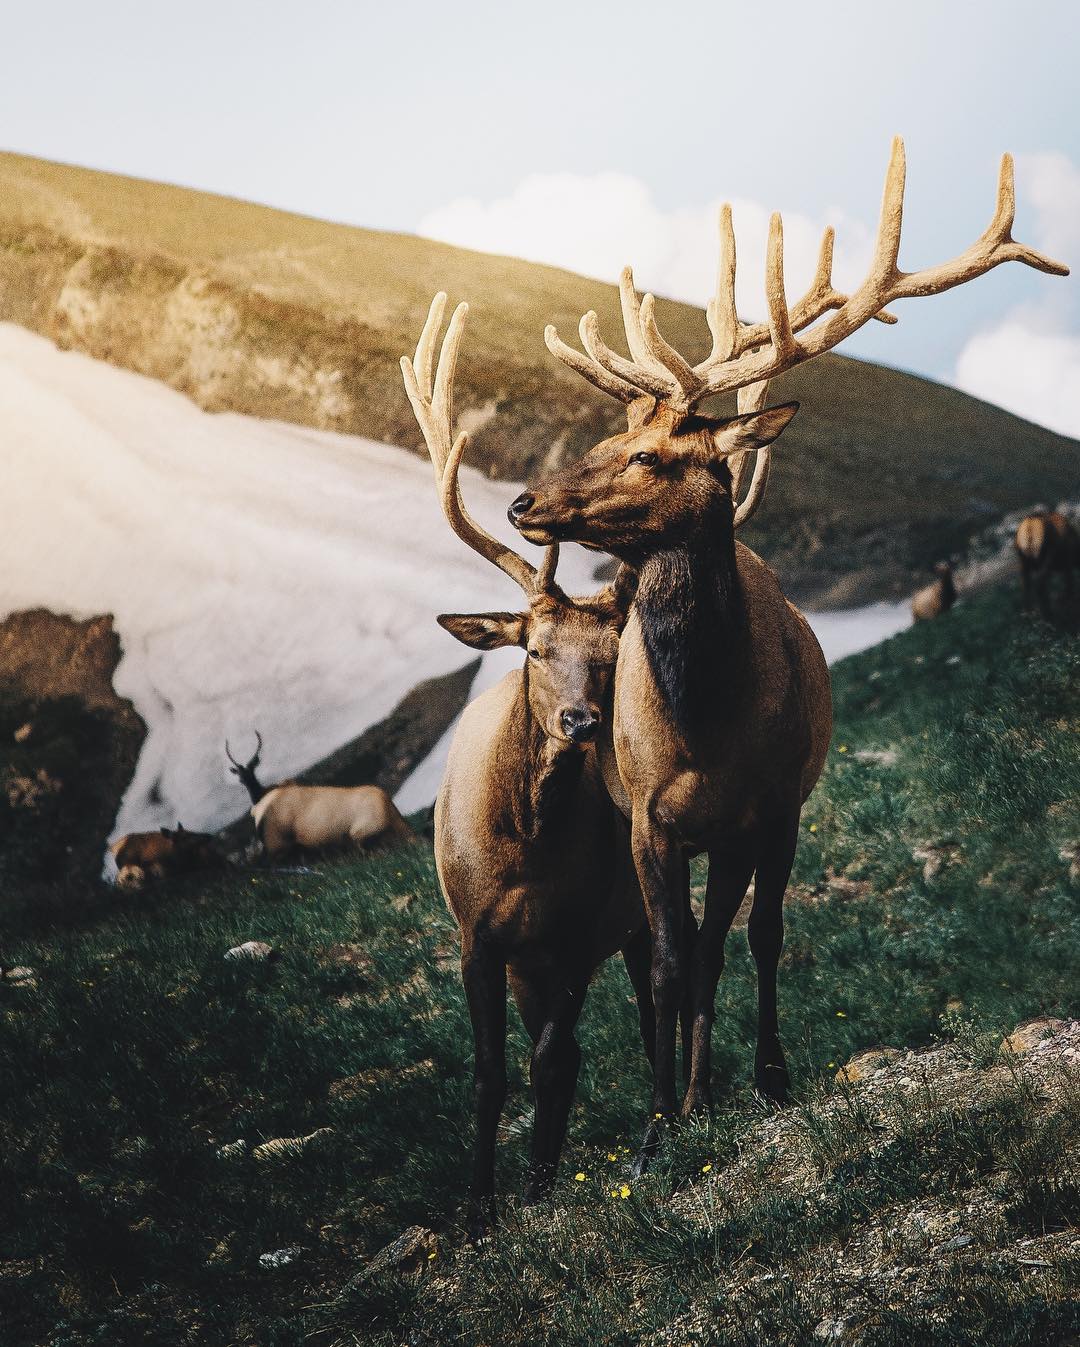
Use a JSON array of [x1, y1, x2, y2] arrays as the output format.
[[682, 840, 757, 1118], [630, 811, 686, 1174], [747, 813, 800, 1105], [461, 936, 507, 1237]]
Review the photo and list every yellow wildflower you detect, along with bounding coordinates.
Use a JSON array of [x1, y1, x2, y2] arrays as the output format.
[[809, 824, 818, 834], [836, 1010, 847, 1018], [574, 1172, 586, 1182], [701, 1163, 713, 1174]]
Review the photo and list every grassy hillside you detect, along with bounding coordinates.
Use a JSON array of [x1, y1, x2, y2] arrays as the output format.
[[1, 586, 1077, 1344], [2, 150, 1079, 604]]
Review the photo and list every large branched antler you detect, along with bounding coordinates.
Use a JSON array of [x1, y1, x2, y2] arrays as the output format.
[[546, 138, 1069, 525], [401, 295, 557, 595]]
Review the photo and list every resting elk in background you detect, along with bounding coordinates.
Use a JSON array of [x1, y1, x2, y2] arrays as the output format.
[[1015, 510, 1077, 614], [508, 138, 1069, 1165], [401, 296, 650, 1233], [911, 561, 956, 622], [225, 733, 413, 857]]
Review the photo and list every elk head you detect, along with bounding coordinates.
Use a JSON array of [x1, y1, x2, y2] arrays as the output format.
[[402, 295, 637, 746], [225, 731, 267, 804], [508, 139, 1068, 554]]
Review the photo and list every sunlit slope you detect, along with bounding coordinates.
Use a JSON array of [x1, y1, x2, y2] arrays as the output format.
[[1, 149, 1078, 601]]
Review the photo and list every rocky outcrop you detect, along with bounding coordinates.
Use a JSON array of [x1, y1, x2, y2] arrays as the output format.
[[0, 609, 145, 891]]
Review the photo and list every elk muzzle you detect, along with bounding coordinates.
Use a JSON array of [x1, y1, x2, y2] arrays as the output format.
[[560, 706, 601, 743]]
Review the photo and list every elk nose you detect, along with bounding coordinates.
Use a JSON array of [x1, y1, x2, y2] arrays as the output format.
[[507, 491, 535, 524], [560, 707, 600, 743]]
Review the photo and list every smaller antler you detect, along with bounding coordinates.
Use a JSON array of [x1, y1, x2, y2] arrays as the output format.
[[402, 295, 554, 596], [225, 730, 262, 773]]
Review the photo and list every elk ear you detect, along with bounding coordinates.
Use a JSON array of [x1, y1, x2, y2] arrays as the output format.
[[710, 402, 799, 458], [437, 612, 527, 650]]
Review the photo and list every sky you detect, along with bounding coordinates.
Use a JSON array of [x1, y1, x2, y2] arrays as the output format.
[[2, 0, 1079, 434]]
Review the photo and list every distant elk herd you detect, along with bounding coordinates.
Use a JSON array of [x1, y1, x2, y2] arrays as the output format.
[[107, 140, 1071, 1224]]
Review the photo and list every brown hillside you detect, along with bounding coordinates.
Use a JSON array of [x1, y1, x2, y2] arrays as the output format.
[[1, 150, 1078, 603]]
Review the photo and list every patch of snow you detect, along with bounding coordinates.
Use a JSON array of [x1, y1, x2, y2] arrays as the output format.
[[0, 323, 597, 839]]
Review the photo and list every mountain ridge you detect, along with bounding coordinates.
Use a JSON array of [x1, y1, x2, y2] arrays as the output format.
[[1, 148, 1078, 605]]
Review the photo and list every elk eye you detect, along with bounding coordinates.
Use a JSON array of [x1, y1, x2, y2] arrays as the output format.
[[527, 647, 540, 660], [629, 451, 658, 467]]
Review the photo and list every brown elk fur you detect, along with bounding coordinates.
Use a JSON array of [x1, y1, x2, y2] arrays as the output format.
[[911, 562, 956, 622], [400, 292, 653, 1232], [507, 142, 1068, 1167], [436, 570, 651, 1230], [1015, 511, 1077, 614], [510, 400, 831, 1161], [110, 825, 222, 881]]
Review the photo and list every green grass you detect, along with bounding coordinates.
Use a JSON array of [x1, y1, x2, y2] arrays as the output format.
[[1, 148, 1079, 603], [1, 585, 1077, 1344]]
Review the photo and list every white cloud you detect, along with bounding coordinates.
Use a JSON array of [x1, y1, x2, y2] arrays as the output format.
[[1019, 151, 1080, 261], [955, 318, 1080, 438], [419, 158, 1080, 438], [418, 171, 876, 320], [953, 151, 1080, 437]]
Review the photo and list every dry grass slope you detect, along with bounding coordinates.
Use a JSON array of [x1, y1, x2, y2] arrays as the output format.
[[1, 151, 1079, 603]]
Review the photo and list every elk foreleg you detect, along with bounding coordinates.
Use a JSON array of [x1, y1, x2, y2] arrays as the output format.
[[518, 974, 589, 1205], [680, 860, 698, 1090], [747, 812, 800, 1105], [461, 936, 507, 1237], [631, 810, 686, 1175], [682, 840, 757, 1117]]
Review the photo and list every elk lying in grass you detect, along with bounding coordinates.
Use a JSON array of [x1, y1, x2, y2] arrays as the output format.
[[110, 824, 223, 886], [1015, 511, 1077, 614], [225, 734, 413, 858], [401, 295, 650, 1233], [508, 138, 1068, 1165], [911, 562, 956, 622]]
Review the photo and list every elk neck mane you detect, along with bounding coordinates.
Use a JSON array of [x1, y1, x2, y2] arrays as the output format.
[[495, 665, 588, 844], [633, 502, 746, 742]]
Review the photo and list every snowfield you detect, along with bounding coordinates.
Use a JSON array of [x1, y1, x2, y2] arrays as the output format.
[[0, 324, 910, 839]]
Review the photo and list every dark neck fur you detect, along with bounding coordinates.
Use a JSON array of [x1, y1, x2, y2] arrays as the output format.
[[635, 506, 745, 741], [236, 768, 268, 805], [498, 669, 586, 843]]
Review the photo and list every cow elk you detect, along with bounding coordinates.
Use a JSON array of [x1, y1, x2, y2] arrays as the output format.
[[508, 138, 1069, 1166], [911, 561, 956, 622], [225, 734, 413, 858], [110, 823, 223, 887], [1015, 511, 1077, 614], [401, 294, 651, 1233]]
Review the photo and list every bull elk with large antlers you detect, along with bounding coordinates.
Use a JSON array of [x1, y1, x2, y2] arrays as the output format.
[[401, 295, 650, 1233], [508, 139, 1069, 1165]]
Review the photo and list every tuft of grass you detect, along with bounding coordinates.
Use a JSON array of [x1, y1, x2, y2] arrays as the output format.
[[0, 583, 1077, 1345]]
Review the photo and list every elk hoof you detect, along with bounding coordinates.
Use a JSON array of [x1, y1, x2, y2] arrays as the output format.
[[754, 1059, 789, 1106], [465, 1196, 497, 1244], [680, 1088, 712, 1120], [522, 1163, 555, 1207]]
